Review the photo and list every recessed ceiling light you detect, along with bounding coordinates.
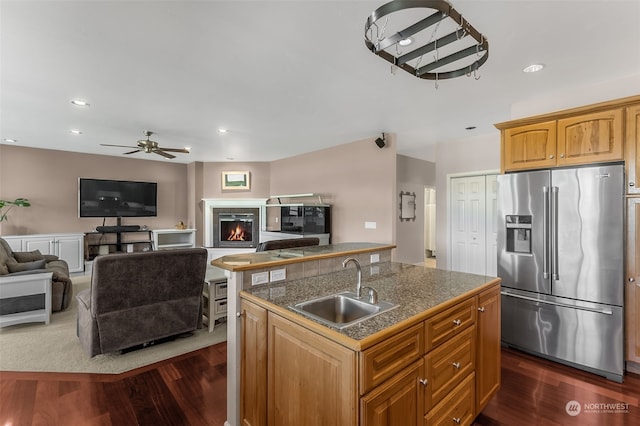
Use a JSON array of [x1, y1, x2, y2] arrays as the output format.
[[218, 128, 228, 134], [184, 146, 191, 152], [465, 126, 477, 130], [398, 37, 413, 46], [71, 99, 90, 107], [523, 63, 545, 73], [3, 138, 17, 143], [70, 129, 83, 135]]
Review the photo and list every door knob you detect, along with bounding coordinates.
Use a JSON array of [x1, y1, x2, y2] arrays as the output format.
[[453, 319, 461, 326], [630, 182, 636, 187], [453, 418, 461, 424], [478, 307, 485, 312], [452, 362, 461, 369], [418, 378, 428, 386], [549, 155, 555, 159], [560, 153, 565, 158], [630, 278, 636, 283]]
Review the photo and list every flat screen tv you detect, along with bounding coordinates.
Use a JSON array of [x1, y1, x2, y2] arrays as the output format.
[[79, 178, 157, 218]]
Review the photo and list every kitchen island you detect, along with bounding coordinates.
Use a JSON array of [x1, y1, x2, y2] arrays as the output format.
[[212, 243, 500, 426]]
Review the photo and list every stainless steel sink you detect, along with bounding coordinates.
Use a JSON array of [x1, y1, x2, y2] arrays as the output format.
[[289, 292, 397, 329]]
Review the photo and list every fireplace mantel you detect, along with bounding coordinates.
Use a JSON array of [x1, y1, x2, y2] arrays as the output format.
[[202, 198, 267, 247]]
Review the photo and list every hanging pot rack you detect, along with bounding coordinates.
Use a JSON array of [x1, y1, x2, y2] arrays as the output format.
[[364, 0, 489, 81]]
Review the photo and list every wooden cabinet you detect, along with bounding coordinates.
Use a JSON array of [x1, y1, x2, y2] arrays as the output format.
[[361, 359, 424, 426], [360, 323, 424, 394], [556, 108, 623, 166], [240, 282, 501, 426], [502, 121, 557, 171], [626, 105, 640, 195], [267, 312, 357, 426], [240, 299, 267, 426], [425, 373, 476, 426], [475, 285, 501, 413], [501, 109, 623, 172], [626, 198, 640, 370]]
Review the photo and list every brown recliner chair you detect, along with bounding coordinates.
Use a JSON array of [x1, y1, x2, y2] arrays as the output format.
[[76, 248, 207, 357], [255, 237, 320, 252], [0, 237, 72, 314]]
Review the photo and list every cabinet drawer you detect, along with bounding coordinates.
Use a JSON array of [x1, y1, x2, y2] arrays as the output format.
[[214, 281, 228, 298], [214, 299, 228, 315], [425, 372, 475, 426], [425, 325, 475, 409], [360, 323, 424, 395], [425, 297, 476, 351]]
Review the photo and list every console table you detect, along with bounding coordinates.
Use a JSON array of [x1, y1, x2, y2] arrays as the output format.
[[84, 230, 153, 260]]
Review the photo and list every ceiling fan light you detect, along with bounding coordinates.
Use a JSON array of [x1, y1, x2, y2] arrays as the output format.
[[70, 129, 82, 135], [71, 99, 90, 107], [523, 63, 545, 73]]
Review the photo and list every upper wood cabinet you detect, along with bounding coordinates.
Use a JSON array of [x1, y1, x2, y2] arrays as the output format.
[[497, 95, 640, 173], [501, 109, 623, 172], [502, 121, 557, 171], [626, 105, 640, 194], [557, 108, 623, 166]]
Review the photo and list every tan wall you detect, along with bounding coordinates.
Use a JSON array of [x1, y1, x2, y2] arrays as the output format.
[[269, 137, 397, 244], [0, 145, 189, 235], [1, 140, 398, 249]]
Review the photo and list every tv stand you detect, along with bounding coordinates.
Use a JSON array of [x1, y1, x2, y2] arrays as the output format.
[[84, 227, 153, 260]]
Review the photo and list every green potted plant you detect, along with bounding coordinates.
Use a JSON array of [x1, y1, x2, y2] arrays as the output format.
[[0, 198, 31, 222]]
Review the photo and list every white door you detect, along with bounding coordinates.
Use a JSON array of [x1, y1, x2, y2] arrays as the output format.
[[450, 176, 486, 274], [485, 175, 498, 277]]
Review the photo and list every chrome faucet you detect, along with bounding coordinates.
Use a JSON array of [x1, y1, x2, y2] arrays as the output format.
[[342, 257, 363, 298]]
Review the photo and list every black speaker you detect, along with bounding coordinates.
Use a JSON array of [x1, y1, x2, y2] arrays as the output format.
[[375, 136, 385, 148]]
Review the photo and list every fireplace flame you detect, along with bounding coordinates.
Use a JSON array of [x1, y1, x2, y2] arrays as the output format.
[[227, 224, 247, 241]]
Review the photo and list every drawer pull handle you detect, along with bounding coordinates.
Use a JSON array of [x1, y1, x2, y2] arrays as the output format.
[[418, 378, 428, 386], [478, 307, 485, 312], [453, 319, 461, 326], [452, 362, 461, 369], [453, 418, 461, 424]]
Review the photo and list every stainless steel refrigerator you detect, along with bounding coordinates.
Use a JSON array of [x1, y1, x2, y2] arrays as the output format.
[[497, 163, 624, 382]]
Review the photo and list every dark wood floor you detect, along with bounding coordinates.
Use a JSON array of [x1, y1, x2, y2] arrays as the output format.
[[2, 343, 639, 425]]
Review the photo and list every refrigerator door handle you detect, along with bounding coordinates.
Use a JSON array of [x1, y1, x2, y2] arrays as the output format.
[[501, 290, 614, 315], [551, 186, 559, 281], [543, 186, 550, 279]]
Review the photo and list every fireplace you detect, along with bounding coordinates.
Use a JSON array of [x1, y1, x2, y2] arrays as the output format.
[[212, 208, 260, 248]]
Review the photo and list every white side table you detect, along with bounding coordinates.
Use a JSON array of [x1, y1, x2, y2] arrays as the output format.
[[0, 272, 53, 328], [204, 266, 228, 332]]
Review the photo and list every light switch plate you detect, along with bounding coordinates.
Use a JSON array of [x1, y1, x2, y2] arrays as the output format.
[[252, 271, 269, 286], [365, 221, 377, 229], [270, 268, 286, 282]]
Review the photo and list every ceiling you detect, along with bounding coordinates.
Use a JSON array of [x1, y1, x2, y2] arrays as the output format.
[[2, 0, 640, 164]]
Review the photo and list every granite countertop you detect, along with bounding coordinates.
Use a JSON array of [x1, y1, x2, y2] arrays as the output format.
[[211, 242, 395, 271], [241, 261, 500, 344]]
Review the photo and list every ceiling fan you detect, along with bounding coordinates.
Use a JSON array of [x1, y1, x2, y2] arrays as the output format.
[[101, 130, 189, 159]]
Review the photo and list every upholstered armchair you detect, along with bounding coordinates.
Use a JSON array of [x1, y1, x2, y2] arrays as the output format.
[[0, 237, 72, 327], [76, 248, 207, 357]]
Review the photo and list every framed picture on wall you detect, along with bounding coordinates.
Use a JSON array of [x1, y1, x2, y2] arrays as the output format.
[[221, 171, 251, 190]]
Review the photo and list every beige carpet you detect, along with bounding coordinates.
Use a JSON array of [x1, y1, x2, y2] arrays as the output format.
[[0, 275, 227, 374]]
